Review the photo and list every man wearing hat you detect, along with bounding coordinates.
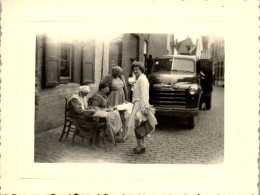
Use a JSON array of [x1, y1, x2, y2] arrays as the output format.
[[67, 85, 100, 146]]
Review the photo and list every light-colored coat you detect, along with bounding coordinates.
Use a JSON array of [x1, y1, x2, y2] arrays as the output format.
[[132, 74, 150, 108], [128, 74, 150, 136]]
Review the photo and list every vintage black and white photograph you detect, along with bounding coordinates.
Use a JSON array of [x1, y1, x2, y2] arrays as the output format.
[[34, 32, 225, 164], [1, 0, 258, 194]]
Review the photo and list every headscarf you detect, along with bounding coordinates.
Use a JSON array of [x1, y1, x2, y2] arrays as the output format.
[[68, 85, 90, 110], [78, 85, 90, 93]]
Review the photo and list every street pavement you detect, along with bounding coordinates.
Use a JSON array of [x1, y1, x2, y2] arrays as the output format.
[[34, 86, 224, 164]]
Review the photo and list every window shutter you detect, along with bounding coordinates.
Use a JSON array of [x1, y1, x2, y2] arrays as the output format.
[[82, 40, 95, 85], [73, 45, 81, 84], [45, 36, 60, 87]]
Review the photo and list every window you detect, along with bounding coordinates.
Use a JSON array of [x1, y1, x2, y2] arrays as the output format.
[[151, 58, 197, 73], [60, 44, 73, 80], [173, 59, 195, 73], [44, 35, 95, 87], [152, 59, 172, 72]]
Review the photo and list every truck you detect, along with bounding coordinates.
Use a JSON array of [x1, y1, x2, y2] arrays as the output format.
[[148, 55, 213, 129]]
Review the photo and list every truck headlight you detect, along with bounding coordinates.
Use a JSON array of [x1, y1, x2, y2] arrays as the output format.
[[188, 86, 198, 95]]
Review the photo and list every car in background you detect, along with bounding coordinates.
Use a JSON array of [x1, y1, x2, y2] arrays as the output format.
[[148, 55, 211, 128]]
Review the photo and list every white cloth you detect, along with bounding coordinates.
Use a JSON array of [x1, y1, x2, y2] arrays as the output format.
[[67, 94, 88, 110], [78, 85, 90, 93], [106, 110, 122, 135], [92, 110, 109, 118], [116, 102, 133, 112], [127, 101, 141, 136]]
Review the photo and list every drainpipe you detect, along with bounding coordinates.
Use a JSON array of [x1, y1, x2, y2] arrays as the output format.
[[101, 38, 104, 80]]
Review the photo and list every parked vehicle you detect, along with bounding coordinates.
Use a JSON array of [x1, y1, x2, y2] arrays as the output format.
[[148, 55, 211, 129]]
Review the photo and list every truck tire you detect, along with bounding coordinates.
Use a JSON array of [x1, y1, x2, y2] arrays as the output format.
[[187, 116, 196, 129], [205, 92, 212, 110]]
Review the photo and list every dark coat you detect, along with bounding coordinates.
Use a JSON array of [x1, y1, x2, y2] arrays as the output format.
[[67, 97, 98, 138], [89, 91, 108, 108]]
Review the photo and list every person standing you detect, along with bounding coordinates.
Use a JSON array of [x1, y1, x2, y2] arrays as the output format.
[[127, 61, 154, 154], [101, 66, 128, 107], [146, 55, 153, 76]]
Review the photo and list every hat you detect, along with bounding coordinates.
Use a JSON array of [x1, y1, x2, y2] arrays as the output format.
[[78, 85, 90, 93]]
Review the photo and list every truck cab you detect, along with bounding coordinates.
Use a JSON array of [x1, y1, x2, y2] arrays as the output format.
[[148, 55, 205, 128]]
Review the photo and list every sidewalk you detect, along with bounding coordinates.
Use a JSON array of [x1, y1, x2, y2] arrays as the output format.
[[35, 86, 224, 164], [35, 125, 160, 163]]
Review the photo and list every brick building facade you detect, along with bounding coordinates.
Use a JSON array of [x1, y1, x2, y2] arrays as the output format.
[[35, 33, 174, 133], [211, 37, 225, 86], [195, 35, 225, 86]]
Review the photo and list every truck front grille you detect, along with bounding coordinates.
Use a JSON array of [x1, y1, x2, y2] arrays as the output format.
[[149, 88, 186, 108]]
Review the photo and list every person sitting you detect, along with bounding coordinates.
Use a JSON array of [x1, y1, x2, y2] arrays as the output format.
[[89, 83, 110, 109], [67, 85, 100, 146], [89, 83, 122, 144]]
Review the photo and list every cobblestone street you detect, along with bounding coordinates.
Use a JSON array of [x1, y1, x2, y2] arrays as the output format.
[[35, 86, 224, 164]]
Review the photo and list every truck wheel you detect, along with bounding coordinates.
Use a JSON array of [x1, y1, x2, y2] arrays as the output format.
[[205, 93, 212, 110], [187, 116, 196, 129]]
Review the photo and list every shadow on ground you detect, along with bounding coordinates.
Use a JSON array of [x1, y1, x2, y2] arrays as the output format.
[[156, 115, 190, 131]]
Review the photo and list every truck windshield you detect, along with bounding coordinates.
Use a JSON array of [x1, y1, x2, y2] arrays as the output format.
[[152, 58, 195, 73], [152, 59, 172, 72], [173, 59, 195, 73]]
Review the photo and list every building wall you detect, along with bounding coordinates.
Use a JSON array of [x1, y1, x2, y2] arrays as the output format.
[[177, 37, 194, 55], [147, 34, 168, 59], [121, 34, 140, 81], [166, 34, 174, 55], [35, 35, 79, 133], [195, 37, 203, 59], [35, 35, 105, 133], [212, 37, 225, 86], [35, 33, 172, 133], [103, 39, 110, 77], [120, 33, 169, 82], [197, 36, 213, 60], [196, 35, 225, 86]]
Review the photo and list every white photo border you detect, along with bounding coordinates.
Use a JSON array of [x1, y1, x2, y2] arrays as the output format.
[[1, 0, 259, 194]]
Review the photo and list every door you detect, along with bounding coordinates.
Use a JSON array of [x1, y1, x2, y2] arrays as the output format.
[[109, 41, 122, 73]]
